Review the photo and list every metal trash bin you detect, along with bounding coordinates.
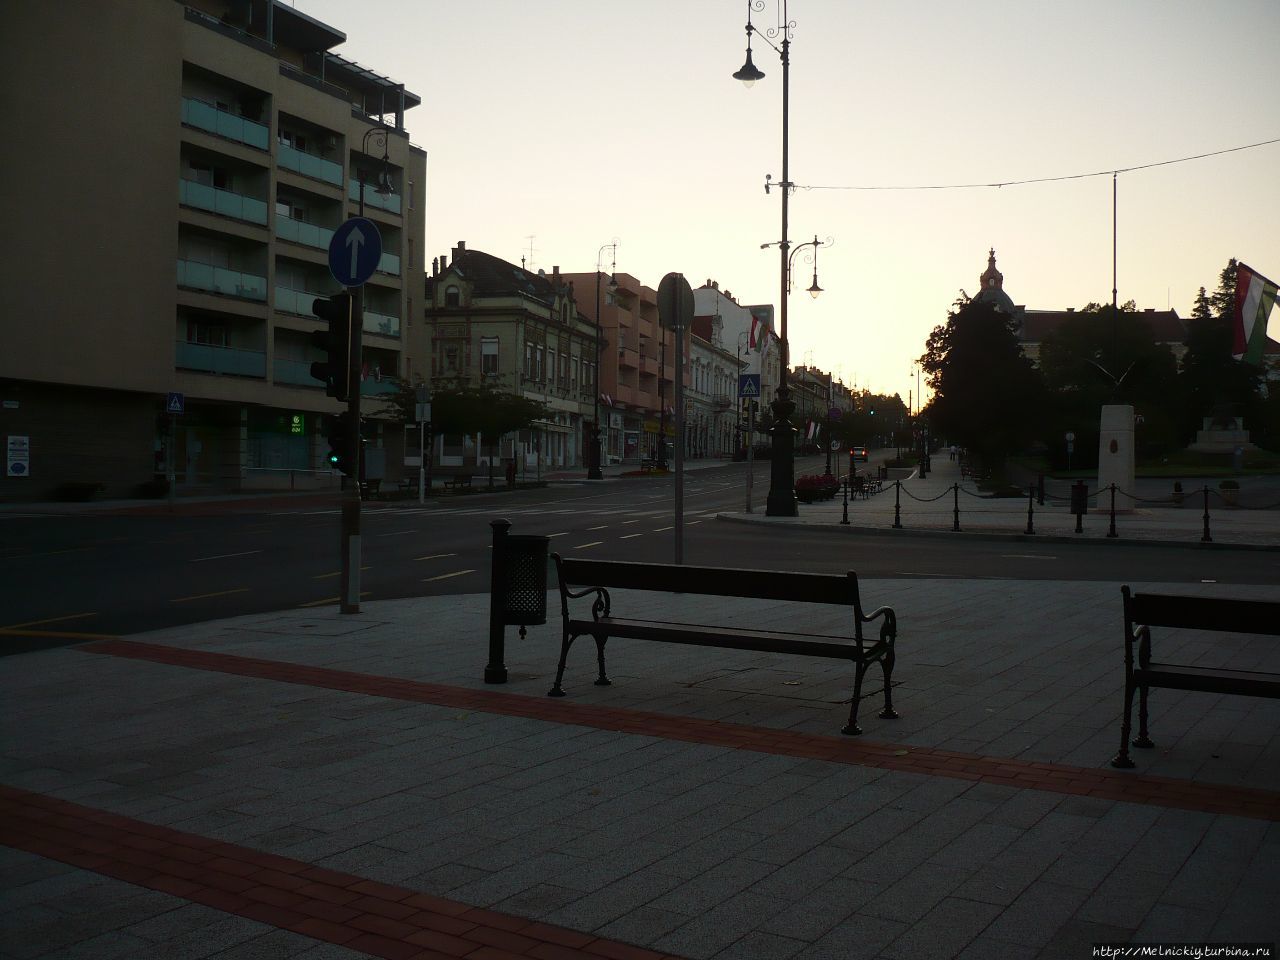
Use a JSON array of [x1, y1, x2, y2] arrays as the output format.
[[486, 519, 549, 684]]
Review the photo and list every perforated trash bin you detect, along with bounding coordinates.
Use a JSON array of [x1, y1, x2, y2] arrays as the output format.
[[500, 534, 549, 626]]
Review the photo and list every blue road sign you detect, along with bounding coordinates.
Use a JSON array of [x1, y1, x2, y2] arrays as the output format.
[[329, 217, 382, 287], [738, 374, 761, 398], [165, 392, 184, 414]]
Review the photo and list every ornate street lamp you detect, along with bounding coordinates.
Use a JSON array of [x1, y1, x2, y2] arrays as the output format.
[[588, 241, 618, 479], [733, 0, 811, 516]]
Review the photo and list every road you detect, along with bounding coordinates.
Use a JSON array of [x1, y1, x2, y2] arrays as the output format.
[[2, 455, 1276, 654]]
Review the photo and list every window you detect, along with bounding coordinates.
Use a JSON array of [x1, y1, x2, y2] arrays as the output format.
[[445, 286, 460, 308], [445, 345, 459, 371], [408, 179, 415, 210], [481, 337, 499, 376], [187, 319, 229, 346]]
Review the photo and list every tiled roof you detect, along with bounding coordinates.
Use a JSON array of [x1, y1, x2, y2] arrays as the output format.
[[449, 249, 564, 303]]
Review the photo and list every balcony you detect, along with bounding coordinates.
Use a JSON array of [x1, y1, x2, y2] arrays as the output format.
[[361, 378, 399, 396], [618, 347, 639, 370], [348, 179, 401, 214], [276, 215, 334, 251], [274, 286, 322, 315], [179, 180, 268, 226], [176, 341, 266, 377], [178, 260, 267, 301], [181, 98, 269, 151], [377, 251, 400, 276], [364, 309, 400, 337], [713, 394, 732, 411], [273, 357, 317, 386], [278, 144, 342, 186]]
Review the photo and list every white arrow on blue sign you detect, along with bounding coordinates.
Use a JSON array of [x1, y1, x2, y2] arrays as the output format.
[[329, 217, 383, 287]]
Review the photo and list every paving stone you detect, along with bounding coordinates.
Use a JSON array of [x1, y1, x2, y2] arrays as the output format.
[[792, 915, 909, 960]]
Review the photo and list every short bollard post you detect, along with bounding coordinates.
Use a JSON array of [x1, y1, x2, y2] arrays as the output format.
[[893, 480, 902, 529], [841, 477, 850, 525], [1025, 486, 1035, 535], [1107, 483, 1118, 539], [952, 483, 960, 531], [1202, 485, 1213, 543], [1070, 480, 1087, 534], [486, 519, 511, 683], [1037, 473, 1045, 506]]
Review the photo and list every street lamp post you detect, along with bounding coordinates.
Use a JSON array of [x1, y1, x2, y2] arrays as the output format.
[[733, 2, 818, 516], [588, 241, 617, 480]]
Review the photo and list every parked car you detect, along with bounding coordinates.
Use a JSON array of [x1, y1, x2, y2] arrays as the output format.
[[851, 445, 868, 462]]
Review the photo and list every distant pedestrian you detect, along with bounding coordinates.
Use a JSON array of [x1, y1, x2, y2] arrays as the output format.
[[949, 445, 957, 461]]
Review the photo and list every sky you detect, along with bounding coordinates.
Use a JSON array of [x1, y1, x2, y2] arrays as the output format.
[[294, 0, 1280, 404]]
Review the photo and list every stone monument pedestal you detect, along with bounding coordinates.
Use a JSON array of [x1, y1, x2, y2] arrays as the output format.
[[1097, 405, 1136, 513]]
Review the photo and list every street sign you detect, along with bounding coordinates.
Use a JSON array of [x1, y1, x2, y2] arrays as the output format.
[[830, 440, 841, 451], [329, 217, 382, 287], [7, 435, 30, 477], [738, 373, 761, 398], [165, 392, 184, 414], [657, 272, 694, 330], [828, 406, 842, 420]]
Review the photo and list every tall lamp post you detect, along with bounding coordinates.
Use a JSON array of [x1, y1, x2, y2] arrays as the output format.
[[588, 241, 618, 480], [733, 0, 815, 516]]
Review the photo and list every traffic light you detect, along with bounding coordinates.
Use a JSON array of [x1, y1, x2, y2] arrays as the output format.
[[323, 412, 357, 476], [310, 293, 354, 402]]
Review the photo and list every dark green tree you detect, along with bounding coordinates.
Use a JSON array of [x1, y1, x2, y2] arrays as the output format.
[[1037, 303, 1180, 462], [920, 297, 1044, 474]]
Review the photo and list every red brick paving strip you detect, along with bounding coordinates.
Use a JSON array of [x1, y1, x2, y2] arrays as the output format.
[[81, 639, 1280, 822], [0, 785, 686, 960]]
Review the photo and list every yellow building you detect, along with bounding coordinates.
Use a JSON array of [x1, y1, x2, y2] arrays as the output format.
[[2, 1, 426, 499]]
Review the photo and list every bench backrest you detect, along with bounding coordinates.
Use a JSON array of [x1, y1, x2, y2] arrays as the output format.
[[555, 555, 860, 607], [1122, 585, 1280, 636]]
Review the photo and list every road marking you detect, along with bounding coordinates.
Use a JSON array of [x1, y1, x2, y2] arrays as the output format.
[[170, 588, 250, 603], [588, 525, 608, 531], [547, 532, 569, 538], [687, 520, 702, 526], [423, 569, 475, 582], [621, 519, 642, 525], [190, 550, 262, 563], [998, 554, 1057, 561], [653, 526, 673, 532], [414, 553, 456, 561], [376, 530, 416, 537], [312, 566, 371, 580], [2, 612, 98, 629], [620, 533, 644, 540], [574, 541, 604, 549]]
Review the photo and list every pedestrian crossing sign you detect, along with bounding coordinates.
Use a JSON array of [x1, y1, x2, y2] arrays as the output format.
[[738, 374, 761, 398]]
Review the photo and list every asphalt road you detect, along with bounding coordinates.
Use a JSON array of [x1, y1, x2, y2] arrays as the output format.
[[2, 455, 1276, 655]]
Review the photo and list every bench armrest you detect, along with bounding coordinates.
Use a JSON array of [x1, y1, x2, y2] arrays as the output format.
[[559, 584, 611, 622], [861, 605, 897, 645]]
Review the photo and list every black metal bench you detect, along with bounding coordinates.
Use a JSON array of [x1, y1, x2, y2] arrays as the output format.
[[442, 475, 472, 491], [550, 556, 899, 735], [1112, 586, 1280, 768]]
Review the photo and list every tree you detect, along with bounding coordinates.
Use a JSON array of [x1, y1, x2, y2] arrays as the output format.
[[1179, 258, 1265, 442], [1037, 303, 1180, 463], [920, 297, 1044, 473]]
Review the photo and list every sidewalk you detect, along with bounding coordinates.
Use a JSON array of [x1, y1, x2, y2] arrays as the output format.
[[3, 567, 1278, 956], [719, 455, 1280, 549]]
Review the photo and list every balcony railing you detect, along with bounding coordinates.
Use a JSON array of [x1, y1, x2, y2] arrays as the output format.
[[274, 286, 322, 315], [273, 357, 317, 386], [177, 260, 267, 301], [348, 179, 402, 214], [360, 378, 399, 396], [179, 180, 268, 225], [181, 98, 269, 151], [276, 215, 334, 250], [278, 144, 343, 186], [364, 309, 400, 337], [377, 251, 400, 276], [176, 341, 266, 377]]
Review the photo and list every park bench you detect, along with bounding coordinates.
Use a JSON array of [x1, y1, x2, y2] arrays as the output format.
[[550, 556, 900, 735], [1111, 586, 1280, 768], [442, 475, 472, 492]]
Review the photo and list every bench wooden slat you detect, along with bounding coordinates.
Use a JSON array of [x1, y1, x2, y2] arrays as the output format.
[[557, 558, 857, 606], [1126, 592, 1279, 635], [569, 617, 869, 660], [1138, 663, 1280, 698]]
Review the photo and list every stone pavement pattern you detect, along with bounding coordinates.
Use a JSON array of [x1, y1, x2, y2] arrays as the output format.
[[3, 566, 1279, 959]]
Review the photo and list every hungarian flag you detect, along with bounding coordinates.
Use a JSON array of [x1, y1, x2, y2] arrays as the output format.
[[1233, 262, 1278, 366], [749, 316, 763, 350]]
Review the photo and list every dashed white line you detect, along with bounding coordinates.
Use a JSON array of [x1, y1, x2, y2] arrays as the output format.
[[190, 550, 262, 563], [574, 541, 604, 549], [424, 570, 475, 582]]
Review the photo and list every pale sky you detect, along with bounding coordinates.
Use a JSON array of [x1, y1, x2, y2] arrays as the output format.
[[296, 0, 1279, 403]]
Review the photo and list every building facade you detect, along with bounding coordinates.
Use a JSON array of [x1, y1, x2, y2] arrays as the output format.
[[2, 0, 425, 499], [421, 244, 598, 471]]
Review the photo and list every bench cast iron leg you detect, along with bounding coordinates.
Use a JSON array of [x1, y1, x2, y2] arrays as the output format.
[[878, 649, 899, 720], [1111, 678, 1136, 768], [1133, 684, 1153, 749], [548, 631, 576, 697], [593, 634, 611, 686], [844, 662, 868, 735]]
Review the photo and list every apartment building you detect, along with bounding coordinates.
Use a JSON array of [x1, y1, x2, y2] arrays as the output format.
[[559, 271, 682, 463], [2, 0, 426, 499], [424, 244, 599, 470]]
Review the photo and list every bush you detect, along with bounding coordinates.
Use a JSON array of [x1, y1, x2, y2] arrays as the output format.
[[795, 473, 840, 502]]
